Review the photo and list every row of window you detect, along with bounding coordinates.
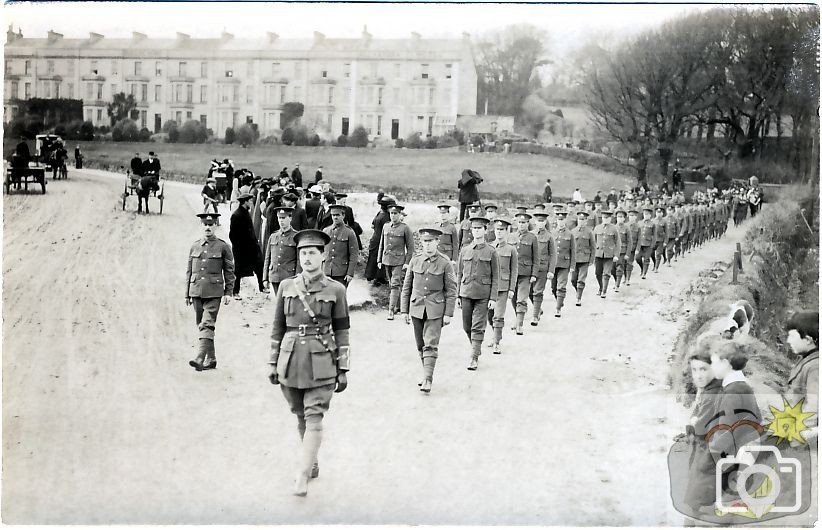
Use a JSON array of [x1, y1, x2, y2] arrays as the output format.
[[5, 58, 455, 81]]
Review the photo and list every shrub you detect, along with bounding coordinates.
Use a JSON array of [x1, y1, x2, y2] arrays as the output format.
[[446, 128, 466, 146], [310, 133, 321, 147], [470, 134, 485, 147], [394, 138, 404, 148], [79, 121, 95, 141], [224, 127, 235, 145], [292, 126, 310, 146], [436, 135, 459, 148], [179, 120, 209, 144], [425, 136, 438, 149], [405, 132, 423, 149], [235, 123, 258, 147], [112, 118, 139, 142], [53, 124, 67, 138], [348, 125, 369, 148], [336, 134, 348, 147], [161, 120, 178, 134], [281, 102, 305, 129], [281, 127, 295, 146], [168, 125, 180, 143]]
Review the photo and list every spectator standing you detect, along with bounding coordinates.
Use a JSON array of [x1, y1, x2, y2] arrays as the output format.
[[543, 178, 553, 203], [457, 169, 483, 221], [291, 163, 303, 189]]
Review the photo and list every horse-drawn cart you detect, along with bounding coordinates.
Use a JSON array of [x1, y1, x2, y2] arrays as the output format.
[[122, 168, 165, 214], [5, 164, 47, 194]]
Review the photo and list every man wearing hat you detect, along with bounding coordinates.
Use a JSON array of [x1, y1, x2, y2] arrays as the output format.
[[636, 207, 657, 279], [530, 211, 557, 325], [551, 208, 576, 317], [142, 151, 161, 176], [185, 212, 235, 371], [268, 229, 351, 497], [400, 227, 458, 393], [673, 203, 688, 259], [377, 204, 414, 319], [263, 207, 301, 295], [457, 216, 499, 370], [664, 204, 679, 265], [483, 203, 499, 243], [652, 206, 667, 272], [434, 204, 458, 263], [230, 192, 266, 298], [458, 202, 483, 248], [314, 165, 324, 185], [335, 193, 363, 250], [487, 217, 517, 354], [323, 204, 359, 287], [624, 208, 641, 286], [291, 163, 303, 189], [130, 152, 144, 177], [611, 209, 632, 292], [365, 194, 394, 285], [593, 210, 622, 298], [511, 212, 538, 334], [304, 185, 323, 228], [543, 178, 553, 203], [571, 210, 596, 306], [202, 176, 221, 217]]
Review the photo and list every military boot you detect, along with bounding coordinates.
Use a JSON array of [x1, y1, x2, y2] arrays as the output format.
[[189, 339, 208, 371], [294, 423, 323, 496], [421, 356, 436, 393], [203, 339, 217, 370], [575, 290, 583, 307], [467, 340, 481, 370], [601, 276, 610, 298], [515, 312, 525, 335], [531, 299, 543, 326], [492, 326, 503, 354]]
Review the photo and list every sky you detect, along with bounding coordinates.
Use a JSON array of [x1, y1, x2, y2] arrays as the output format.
[[3, 2, 808, 58]]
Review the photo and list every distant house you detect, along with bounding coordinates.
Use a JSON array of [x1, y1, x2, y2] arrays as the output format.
[[456, 114, 515, 141]]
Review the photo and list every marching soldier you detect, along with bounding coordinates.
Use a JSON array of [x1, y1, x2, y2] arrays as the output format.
[[652, 206, 667, 272], [675, 203, 688, 259], [624, 208, 641, 286], [551, 208, 576, 318], [571, 210, 596, 306], [268, 229, 351, 497], [457, 216, 499, 371], [636, 207, 656, 279], [323, 204, 358, 287], [511, 212, 538, 335], [584, 201, 597, 229], [400, 227, 458, 393], [665, 204, 679, 264], [593, 210, 622, 299], [186, 212, 235, 371], [530, 212, 557, 326], [484, 203, 499, 242], [263, 207, 300, 295], [436, 204, 460, 263], [487, 218, 518, 354], [377, 204, 414, 319], [458, 202, 483, 248], [611, 209, 632, 292]]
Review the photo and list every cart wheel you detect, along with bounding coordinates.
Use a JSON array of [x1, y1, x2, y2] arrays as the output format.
[[159, 182, 165, 214]]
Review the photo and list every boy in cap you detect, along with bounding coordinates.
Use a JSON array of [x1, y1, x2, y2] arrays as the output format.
[[268, 229, 350, 497], [611, 209, 633, 292], [436, 204, 460, 263], [458, 202, 483, 248], [571, 210, 596, 306], [202, 177, 221, 218], [186, 213, 235, 371], [530, 211, 557, 325], [377, 204, 414, 319], [785, 311, 819, 440], [511, 212, 538, 334], [487, 217, 518, 353], [593, 210, 622, 298], [400, 227, 458, 393], [551, 207, 576, 317], [323, 204, 358, 287], [263, 207, 301, 295], [457, 216, 499, 370], [636, 207, 656, 279]]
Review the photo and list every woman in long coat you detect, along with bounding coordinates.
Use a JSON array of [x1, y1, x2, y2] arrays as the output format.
[[365, 195, 394, 284], [229, 193, 266, 297]]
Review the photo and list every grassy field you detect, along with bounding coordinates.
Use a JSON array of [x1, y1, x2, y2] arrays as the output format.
[[4, 139, 632, 201]]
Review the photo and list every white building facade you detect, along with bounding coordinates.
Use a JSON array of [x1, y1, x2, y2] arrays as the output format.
[[3, 27, 478, 140]]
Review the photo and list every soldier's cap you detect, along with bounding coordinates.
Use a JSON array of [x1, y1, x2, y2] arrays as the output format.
[[329, 204, 347, 214], [274, 206, 294, 216], [294, 229, 331, 249], [515, 206, 529, 212], [555, 208, 568, 217], [437, 203, 452, 210], [468, 202, 482, 209], [533, 203, 546, 210], [655, 206, 666, 212], [335, 193, 348, 199], [576, 210, 590, 217], [494, 217, 513, 227], [389, 204, 405, 213], [642, 206, 654, 212], [667, 204, 676, 209], [237, 192, 254, 202], [196, 212, 221, 220], [601, 210, 614, 216], [469, 215, 491, 226], [552, 203, 564, 210], [514, 212, 532, 220], [484, 203, 498, 211], [615, 209, 627, 217], [532, 211, 549, 219], [206, 177, 216, 183], [584, 200, 594, 206], [418, 227, 443, 240], [627, 209, 639, 215]]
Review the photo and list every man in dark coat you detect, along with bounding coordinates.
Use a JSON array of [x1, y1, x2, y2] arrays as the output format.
[[304, 186, 323, 228], [542, 178, 553, 203], [284, 192, 309, 231], [336, 193, 363, 250], [365, 195, 394, 284], [314, 165, 324, 184], [229, 192, 266, 298], [291, 163, 303, 189], [316, 192, 336, 230], [458, 169, 482, 222], [142, 151, 161, 176], [130, 152, 143, 176]]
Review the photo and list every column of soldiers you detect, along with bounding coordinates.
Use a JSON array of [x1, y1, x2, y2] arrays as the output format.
[[183, 190, 735, 496]]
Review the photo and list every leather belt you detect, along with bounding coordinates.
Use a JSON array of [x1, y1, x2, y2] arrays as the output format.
[[286, 324, 332, 337]]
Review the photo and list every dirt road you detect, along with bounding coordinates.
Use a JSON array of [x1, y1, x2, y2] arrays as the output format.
[[3, 169, 747, 524]]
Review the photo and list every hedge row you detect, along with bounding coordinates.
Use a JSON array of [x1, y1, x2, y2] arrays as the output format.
[[510, 142, 634, 177]]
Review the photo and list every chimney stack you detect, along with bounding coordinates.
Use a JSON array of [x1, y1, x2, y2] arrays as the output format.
[[313, 31, 325, 45], [6, 24, 17, 44], [266, 31, 279, 44], [221, 31, 234, 42], [88, 32, 104, 44], [176, 32, 190, 44], [47, 30, 63, 43], [411, 31, 421, 43], [132, 31, 147, 42], [362, 24, 372, 46]]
